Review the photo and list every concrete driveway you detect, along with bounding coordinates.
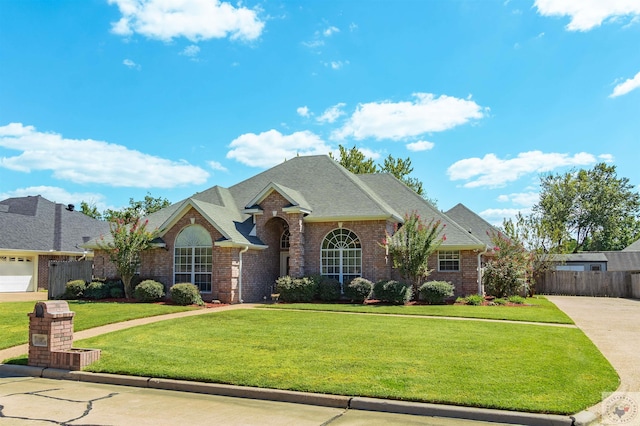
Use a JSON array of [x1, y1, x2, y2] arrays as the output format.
[[0, 292, 47, 302]]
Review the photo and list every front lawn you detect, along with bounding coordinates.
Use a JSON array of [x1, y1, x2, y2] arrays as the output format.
[[263, 296, 574, 324], [77, 309, 617, 414], [0, 301, 195, 350]]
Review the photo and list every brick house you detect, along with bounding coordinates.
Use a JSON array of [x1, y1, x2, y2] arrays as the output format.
[[91, 155, 491, 303]]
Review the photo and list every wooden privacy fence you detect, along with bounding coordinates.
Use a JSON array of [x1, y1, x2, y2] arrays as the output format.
[[48, 260, 93, 299], [538, 270, 639, 298]]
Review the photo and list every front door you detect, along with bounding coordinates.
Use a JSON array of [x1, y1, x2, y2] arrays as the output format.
[[280, 252, 290, 277]]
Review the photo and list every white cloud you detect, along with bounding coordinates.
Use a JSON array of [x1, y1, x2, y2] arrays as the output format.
[[207, 160, 227, 172], [227, 129, 331, 168], [599, 153, 615, 162], [497, 191, 539, 208], [479, 208, 527, 226], [325, 60, 347, 70], [296, 106, 310, 117], [447, 151, 597, 188], [108, 0, 265, 42], [323, 26, 340, 37], [301, 39, 324, 49], [610, 70, 640, 98], [333, 93, 486, 141], [123, 58, 141, 69], [317, 103, 346, 124], [535, 0, 640, 31], [0, 123, 209, 188], [406, 140, 435, 152], [180, 44, 201, 57], [0, 186, 108, 211]]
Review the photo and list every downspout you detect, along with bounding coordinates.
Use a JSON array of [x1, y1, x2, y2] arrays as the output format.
[[238, 245, 249, 304], [477, 247, 489, 295]]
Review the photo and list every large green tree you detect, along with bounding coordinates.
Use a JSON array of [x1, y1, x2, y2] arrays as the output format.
[[80, 201, 102, 220], [533, 163, 640, 252], [330, 145, 436, 205]]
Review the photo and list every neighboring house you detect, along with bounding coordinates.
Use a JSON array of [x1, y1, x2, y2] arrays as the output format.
[[550, 252, 640, 273], [90, 155, 491, 303], [623, 238, 640, 252], [0, 195, 109, 292]]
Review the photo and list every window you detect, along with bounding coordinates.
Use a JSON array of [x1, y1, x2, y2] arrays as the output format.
[[438, 250, 460, 272], [321, 228, 362, 286], [590, 264, 601, 271], [174, 225, 213, 293], [281, 228, 290, 250]]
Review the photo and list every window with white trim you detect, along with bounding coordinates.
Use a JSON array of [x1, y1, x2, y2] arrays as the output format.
[[174, 225, 213, 293], [438, 250, 460, 272], [321, 228, 362, 285], [281, 228, 290, 250]]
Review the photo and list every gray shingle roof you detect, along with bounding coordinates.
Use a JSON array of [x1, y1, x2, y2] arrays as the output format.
[[604, 252, 640, 272], [445, 203, 501, 247], [550, 253, 609, 263], [623, 238, 640, 252], [0, 196, 109, 253]]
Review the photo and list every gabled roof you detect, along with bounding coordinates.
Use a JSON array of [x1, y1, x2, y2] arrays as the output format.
[[623, 238, 640, 252], [445, 203, 500, 247], [0, 195, 109, 254], [358, 174, 486, 249], [604, 252, 640, 272], [111, 155, 487, 250]]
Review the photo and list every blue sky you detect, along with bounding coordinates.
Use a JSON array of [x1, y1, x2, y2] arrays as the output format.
[[1, 0, 639, 224]]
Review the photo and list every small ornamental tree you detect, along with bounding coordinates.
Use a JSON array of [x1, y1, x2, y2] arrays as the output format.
[[98, 218, 158, 299], [483, 230, 529, 298], [382, 211, 445, 296]]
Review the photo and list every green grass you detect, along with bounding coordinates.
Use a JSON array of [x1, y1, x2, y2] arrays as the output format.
[[77, 309, 617, 414], [262, 296, 574, 324], [0, 301, 195, 350]]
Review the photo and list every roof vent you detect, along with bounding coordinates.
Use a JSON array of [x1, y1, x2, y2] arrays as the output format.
[[66, 204, 75, 211]]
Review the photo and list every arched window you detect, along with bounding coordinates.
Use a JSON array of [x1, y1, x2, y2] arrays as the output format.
[[174, 225, 212, 293], [280, 228, 290, 250], [321, 228, 362, 285]]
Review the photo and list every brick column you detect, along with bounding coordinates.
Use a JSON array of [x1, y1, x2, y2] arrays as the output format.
[[287, 213, 305, 277]]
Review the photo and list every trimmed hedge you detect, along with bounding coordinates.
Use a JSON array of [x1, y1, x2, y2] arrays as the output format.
[[84, 281, 108, 300], [62, 279, 86, 300], [170, 283, 204, 306], [419, 281, 455, 305], [275, 276, 316, 302], [312, 275, 341, 302], [134, 280, 165, 302], [373, 280, 412, 304], [345, 277, 373, 303]]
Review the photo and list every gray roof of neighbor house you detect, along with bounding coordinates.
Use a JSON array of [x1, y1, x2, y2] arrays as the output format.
[[623, 238, 640, 252], [550, 253, 609, 263], [0, 195, 109, 253], [604, 252, 640, 272], [444, 203, 500, 247], [91, 155, 488, 250]]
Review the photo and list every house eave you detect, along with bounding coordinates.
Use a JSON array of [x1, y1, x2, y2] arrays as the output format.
[[214, 241, 268, 250], [303, 214, 400, 223]]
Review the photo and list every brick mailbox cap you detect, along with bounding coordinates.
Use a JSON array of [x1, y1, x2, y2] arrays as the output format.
[[29, 301, 75, 319]]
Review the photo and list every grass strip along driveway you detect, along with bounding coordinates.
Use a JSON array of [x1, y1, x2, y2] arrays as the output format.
[[0, 301, 194, 350], [76, 307, 618, 415]]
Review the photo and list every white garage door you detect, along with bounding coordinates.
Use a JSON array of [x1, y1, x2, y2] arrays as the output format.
[[0, 256, 35, 292]]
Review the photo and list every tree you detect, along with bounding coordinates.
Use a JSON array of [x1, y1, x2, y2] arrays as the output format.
[[483, 230, 528, 298], [103, 193, 171, 224], [329, 145, 377, 174], [80, 201, 102, 220], [382, 211, 445, 296], [97, 218, 158, 299], [533, 163, 640, 252], [330, 145, 436, 205], [501, 212, 559, 295]]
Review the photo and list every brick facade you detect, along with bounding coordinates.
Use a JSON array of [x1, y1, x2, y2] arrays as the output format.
[[93, 194, 482, 303]]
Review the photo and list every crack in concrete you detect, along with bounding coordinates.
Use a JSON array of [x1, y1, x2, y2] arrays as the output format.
[[0, 387, 119, 425]]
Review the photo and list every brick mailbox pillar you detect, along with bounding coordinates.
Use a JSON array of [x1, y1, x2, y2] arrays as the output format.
[[28, 301, 100, 370]]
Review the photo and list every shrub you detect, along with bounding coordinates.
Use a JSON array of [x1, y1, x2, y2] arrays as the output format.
[[84, 281, 108, 300], [62, 279, 86, 300], [508, 295, 526, 305], [134, 280, 165, 302], [311, 275, 341, 302], [170, 283, 204, 306], [105, 279, 125, 298], [345, 277, 373, 303], [493, 298, 507, 305], [465, 294, 484, 306], [275, 276, 317, 302], [373, 280, 412, 304], [419, 281, 455, 305], [483, 259, 525, 298]]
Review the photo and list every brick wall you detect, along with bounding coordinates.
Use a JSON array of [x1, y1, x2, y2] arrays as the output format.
[[427, 250, 480, 296]]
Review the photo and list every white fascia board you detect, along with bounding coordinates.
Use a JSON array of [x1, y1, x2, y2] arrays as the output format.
[[214, 241, 268, 250]]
